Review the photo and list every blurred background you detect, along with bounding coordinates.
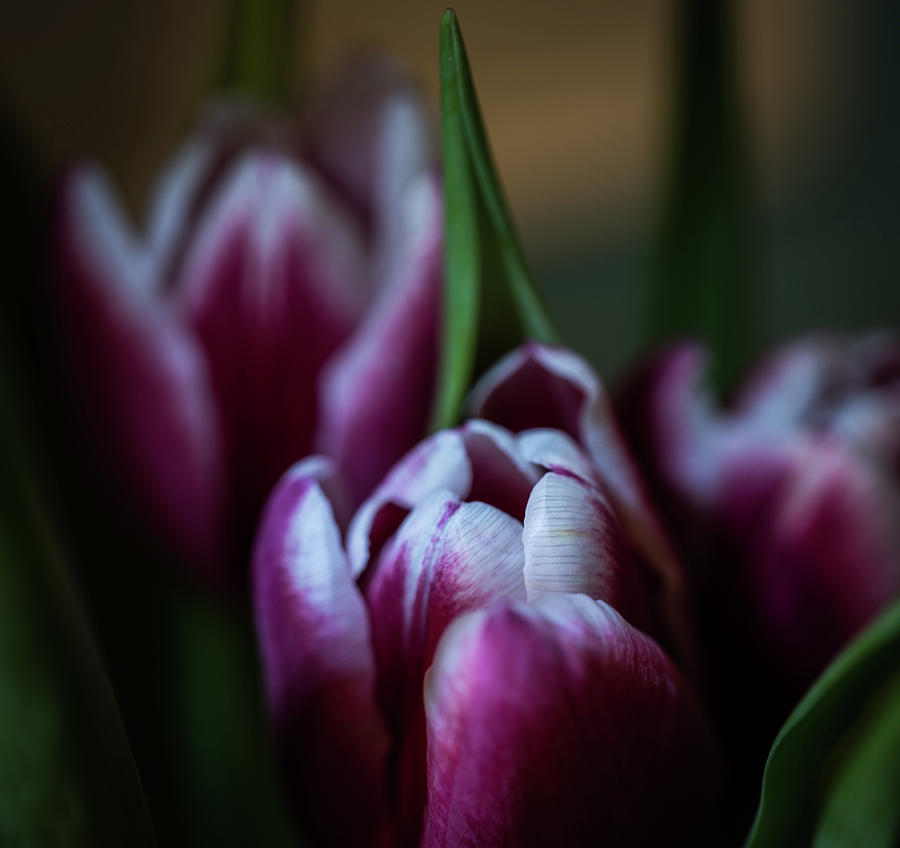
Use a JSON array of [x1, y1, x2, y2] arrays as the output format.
[[0, 1, 898, 845], [1, 0, 897, 376]]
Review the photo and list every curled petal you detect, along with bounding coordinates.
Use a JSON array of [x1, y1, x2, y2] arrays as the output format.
[[460, 420, 541, 521], [253, 459, 390, 846], [423, 595, 721, 847], [365, 492, 527, 845], [344, 418, 535, 578], [54, 166, 225, 573], [178, 153, 366, 534], [345, 429, 471, 578], [517, 427, 598, 483], [315, 175, 442, 504], [523, 471, 652, 632]]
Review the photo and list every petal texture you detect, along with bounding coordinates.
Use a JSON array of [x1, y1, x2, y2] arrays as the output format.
[[365, 492, 527, 846], [423, 594, 720, 847], [523, 471, 653, 632], [253, 459, 390, 846]]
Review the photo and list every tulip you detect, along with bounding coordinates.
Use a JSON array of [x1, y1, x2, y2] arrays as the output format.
[[53, 58, 442, 582], [253, 346, 720, 847], [618, 334, 900, 782]]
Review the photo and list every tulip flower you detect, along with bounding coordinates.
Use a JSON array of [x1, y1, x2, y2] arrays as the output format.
[[617, 333, 900, 780], [253, 346, 720, 847], [52, 58, 442, 582]]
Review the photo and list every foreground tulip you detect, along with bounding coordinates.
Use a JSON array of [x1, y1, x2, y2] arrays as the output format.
[[253, 346, 720, 847], [619, 333, 900, 779], [53, 58, 441, 581]]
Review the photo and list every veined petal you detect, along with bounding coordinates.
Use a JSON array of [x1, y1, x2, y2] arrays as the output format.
[[473, 344, 695, 669], [365, 492, 526, 845], [523, 471, 652, 632], [422, 595, 720, 847], [253, 459, 390, 846], [54, 166, 225, 573], [315, 174, 442, 505], [178, 153, 366, 538]]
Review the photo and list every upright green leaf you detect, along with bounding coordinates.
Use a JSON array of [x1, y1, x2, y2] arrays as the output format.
[[441, 10, 558, 344], [745, 600, 900, 848], [431, 12, 482, 431], [432, 10, 558, 429]]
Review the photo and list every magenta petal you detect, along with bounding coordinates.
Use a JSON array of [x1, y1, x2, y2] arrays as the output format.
[[523, 471, 653, 632], [178, 153, 366, 528], [54, 167, 225, 572], [461, 420, 541, 521], [253, 459, 391, 846], [304, 55, 434, 241], [718, 436, 900, 683], [315, 174, 442, 504], [365, 492, 527, 845], [345, 428, 472, 578], [422, 595, 721, 848]]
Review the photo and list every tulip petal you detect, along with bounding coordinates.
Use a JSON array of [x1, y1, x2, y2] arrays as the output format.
[[473, 344, 695, 668], [315, 174, 442, 504], [345, 429, 472, 578], [345, 418, 537, 578], [54, 167, 225, 573], [718, 436, 900, 684], [253, 459, 391, 846], [461, 419, 541, 521], [178, 153, 366, 539], [470, 344, 636, 500], [304, 55, 434, 253], [422, 594, 720, 847], [523, 471, 653, 632], [365, 491, 527, 844], [516, 427, 599, 483]]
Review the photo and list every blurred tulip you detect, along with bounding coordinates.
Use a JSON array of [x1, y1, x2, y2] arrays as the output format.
[[53, 58, 442, 582], [619, 333, 900, 779], [253, 346, 719, 847]]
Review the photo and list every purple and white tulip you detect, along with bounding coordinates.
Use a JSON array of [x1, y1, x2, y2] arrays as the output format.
[[253, 345, 720, 847], [53, 58, 441, 582], [618, 333, 900, 778]]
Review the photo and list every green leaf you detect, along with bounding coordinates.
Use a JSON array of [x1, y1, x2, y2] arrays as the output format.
[[745, 599, 900, 848], [431, 12, 481, 431], [431, 9, 558, 430], [441, 10, 558, 344], [812, 668, 900, 848]]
